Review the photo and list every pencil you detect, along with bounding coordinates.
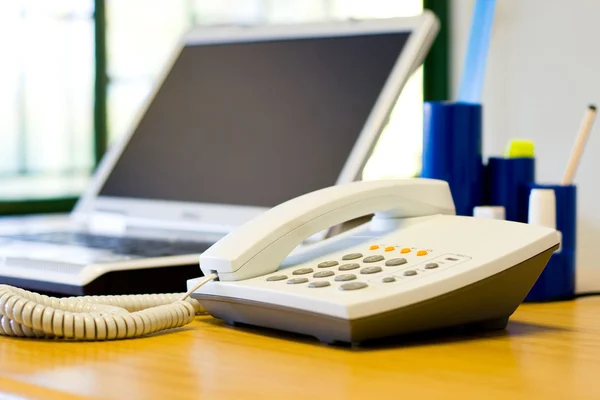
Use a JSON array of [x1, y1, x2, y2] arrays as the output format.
[[561, 104, 597, 185]]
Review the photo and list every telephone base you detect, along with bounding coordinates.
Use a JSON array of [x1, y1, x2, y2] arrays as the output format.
[[0, 263, 201, 297], [464, 317, 510, 332], [194, 245, 556, 345]]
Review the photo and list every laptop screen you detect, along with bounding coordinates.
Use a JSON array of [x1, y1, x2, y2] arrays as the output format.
[[99, 32, 410, 207]]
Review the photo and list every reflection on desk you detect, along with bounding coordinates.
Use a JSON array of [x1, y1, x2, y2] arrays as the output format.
[[1, 295, 600, 399]]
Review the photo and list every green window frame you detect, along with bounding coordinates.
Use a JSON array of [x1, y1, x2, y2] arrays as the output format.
[[423, 0, 449, 102]]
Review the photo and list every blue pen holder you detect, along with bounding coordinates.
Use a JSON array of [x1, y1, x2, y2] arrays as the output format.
[[524, 184, 577, 302], [485, 157, 535, 223], [421, 102, 483, 216]]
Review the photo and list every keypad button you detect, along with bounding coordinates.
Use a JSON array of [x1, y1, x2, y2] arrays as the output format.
[[363, 255, 384, 263], [287, 278, 308, 284], [369, 245, 380, 250], [313, 271, 334, 278], [400, 248, 411, 254], [335, 274, 357, 282], [308, 281, 331, 288], [384, 246, 395, 252], [446, 257, 459, 261], [417, 250, 428, 256], [342, 253, 362, 260], [385, 258, 407, 267], [403, 270, 417, 276], [339, 263, 359, 271], [318, 261, 338, 268], [360, 266, 382, 274], [425, 263, 439, 269], [293, 268, 314, 275], [340, 282, 368, 291], [382, 277, 396, 283], [266, 275, 287, 281]]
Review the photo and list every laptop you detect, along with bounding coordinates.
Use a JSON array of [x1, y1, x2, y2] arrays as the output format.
[[0, 13, 439, 296]]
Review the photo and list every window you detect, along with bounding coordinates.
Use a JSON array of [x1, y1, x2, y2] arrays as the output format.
[[0, 1, 94, 178]]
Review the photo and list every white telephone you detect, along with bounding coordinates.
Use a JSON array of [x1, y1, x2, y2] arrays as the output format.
[[190, 178, 560, 344], [0, 178, 560, 343]]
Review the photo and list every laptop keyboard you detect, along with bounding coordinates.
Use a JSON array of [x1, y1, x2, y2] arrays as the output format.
[[2, 232, 212, 258]]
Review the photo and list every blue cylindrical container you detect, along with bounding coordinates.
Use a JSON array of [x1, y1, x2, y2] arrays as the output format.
[[524, 183, 576, 302], [485, 157, 535, 223], [421, 102, 483, 216]]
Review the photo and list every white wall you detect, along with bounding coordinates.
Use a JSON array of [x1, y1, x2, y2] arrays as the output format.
[[451, 0, 600, 272]]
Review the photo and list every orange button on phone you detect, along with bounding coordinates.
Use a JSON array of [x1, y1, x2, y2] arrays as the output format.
[[384, 246, 395, 252], [417, 250, 428, 256], [400, 248, 411, 254], [369, 245, 380, 250]]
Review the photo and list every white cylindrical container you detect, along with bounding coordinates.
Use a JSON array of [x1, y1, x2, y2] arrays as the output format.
[[528, 188, 561, 251], [528, 188, 557, 228]]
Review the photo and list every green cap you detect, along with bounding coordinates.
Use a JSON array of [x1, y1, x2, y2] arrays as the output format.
[[505, 139, 535, 158]]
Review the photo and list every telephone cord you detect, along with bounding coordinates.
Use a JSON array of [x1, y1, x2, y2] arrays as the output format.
[[0, 273, 217, 340]]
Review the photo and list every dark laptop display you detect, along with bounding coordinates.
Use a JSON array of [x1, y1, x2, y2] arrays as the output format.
[[99, 32, 410, 207]]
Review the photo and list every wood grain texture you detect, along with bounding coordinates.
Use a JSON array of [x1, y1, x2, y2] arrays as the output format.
[[1, 297, 600, 400]]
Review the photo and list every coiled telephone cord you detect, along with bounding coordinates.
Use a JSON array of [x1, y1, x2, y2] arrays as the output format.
[[0, 274, 217, 340]]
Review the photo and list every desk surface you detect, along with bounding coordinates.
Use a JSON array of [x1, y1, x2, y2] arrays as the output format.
[[2, 294, 600, 400]]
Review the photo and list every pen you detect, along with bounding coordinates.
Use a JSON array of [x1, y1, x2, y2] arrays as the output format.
[[561, 104, 597, 185]]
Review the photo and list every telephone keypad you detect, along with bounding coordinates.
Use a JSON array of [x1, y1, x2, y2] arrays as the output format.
[[335, 274, 356, 282], [308, 281, 331, 288], [363, 255, 384, 263], [360, 266, 382, 275], [340, 282, 368, 291], [293, 268, 314, 275], [263, 245, 471, 291], [313, 271, 334, 278], [338, 263, 359, 271], [342, 253, 362, 260], [267, 275, 288, 281], [318, 261, 339, 268], [288, 278, 309, 284], [385, 258, 407, 266]]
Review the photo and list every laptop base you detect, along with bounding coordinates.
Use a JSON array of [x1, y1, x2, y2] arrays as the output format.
[[0, 264, 203, 297]]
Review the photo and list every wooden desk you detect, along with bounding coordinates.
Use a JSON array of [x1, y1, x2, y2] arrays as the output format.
[[1, 296, 600, 400]]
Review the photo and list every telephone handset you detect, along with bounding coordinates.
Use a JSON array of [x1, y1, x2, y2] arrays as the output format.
[[0, 178, 560, 343], [199, 178, 455, 281]]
